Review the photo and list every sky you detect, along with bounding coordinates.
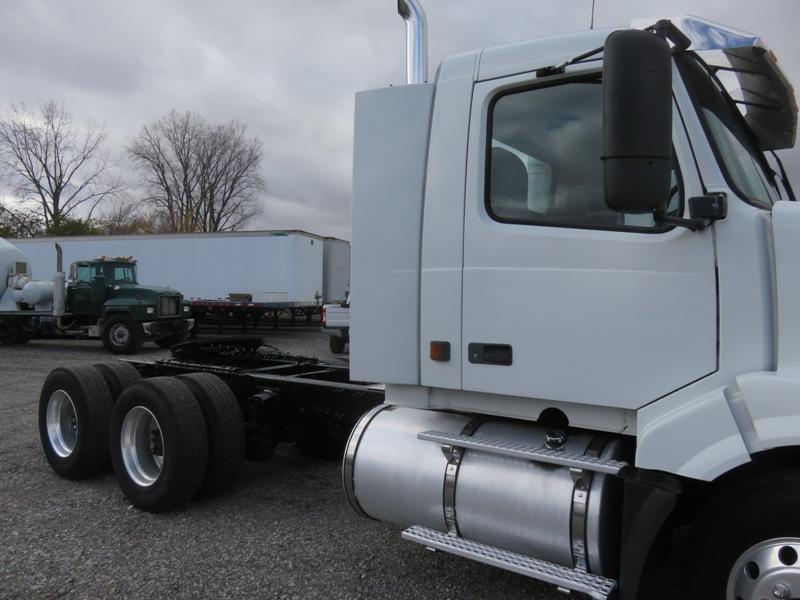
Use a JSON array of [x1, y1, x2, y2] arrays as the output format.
[[0, 1, 797, 241]]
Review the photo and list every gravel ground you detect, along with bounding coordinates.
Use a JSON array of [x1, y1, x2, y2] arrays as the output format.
[[0, 328, 678, 599]]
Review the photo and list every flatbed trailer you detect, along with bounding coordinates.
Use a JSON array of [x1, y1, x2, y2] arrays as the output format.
[[37, 337, 384, 512], [190, 299, 322, 332]]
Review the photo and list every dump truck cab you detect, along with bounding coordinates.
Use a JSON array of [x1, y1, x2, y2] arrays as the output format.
[[66, 257, 191, 353]]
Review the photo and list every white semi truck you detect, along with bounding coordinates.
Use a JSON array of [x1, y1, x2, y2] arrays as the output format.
[[35, 4, 799, 600], [343, 5, 799, 600]]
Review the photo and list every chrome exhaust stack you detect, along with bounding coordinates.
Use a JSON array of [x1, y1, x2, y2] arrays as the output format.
[[397, 0, 428, 84], [52, 243, 65, 318]]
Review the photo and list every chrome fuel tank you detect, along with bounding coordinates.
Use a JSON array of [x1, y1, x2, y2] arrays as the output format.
[[344, 406, 626, 576]]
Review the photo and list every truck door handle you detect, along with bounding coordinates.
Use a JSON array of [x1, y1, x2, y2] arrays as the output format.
[[468, 343, 512, 366]]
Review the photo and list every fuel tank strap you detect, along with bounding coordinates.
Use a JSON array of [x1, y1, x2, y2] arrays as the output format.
[[569, 436, 607, 572], [441, 417, 486, 536]]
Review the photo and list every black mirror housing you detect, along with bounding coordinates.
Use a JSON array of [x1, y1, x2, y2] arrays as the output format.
[[603, 30, 673, 214]]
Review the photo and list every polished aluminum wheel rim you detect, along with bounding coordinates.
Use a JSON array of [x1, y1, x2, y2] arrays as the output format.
[[727, 538, 800, 600], [120, 406, 164, 487], [46, 390, 78, 458], [110, 324, 130, 347]]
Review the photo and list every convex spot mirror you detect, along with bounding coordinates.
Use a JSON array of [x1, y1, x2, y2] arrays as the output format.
[[603, 29, 673, 214]]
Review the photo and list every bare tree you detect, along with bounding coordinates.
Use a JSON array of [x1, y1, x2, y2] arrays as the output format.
[[128, 110, 264, 233], [0, 101, 121, 227], [0, 202, 43, 237], [96, 196, 162, 235]]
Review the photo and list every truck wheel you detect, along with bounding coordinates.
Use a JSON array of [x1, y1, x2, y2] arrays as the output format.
[[102, 315, 143, 355], [38, 366, 114, 479], [176, 373, 246, 498], [683, 470, 800, 600], [329, 335, 346, 354], [14, 329, 33, 344], [154, 333, 188, 349], [92, 361, 141, 403], [110, 377, 209, 512]]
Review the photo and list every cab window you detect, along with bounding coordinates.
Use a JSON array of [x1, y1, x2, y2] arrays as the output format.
[[487, 77, 681, 230], [107, 265, 136, 283], [74, 265, 93, 283]]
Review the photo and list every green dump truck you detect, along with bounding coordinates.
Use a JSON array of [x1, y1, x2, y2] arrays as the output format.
[[0, 238, 192, 353]]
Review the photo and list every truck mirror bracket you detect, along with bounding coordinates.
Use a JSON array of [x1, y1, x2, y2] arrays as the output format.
[[656, 193, 727, 232]]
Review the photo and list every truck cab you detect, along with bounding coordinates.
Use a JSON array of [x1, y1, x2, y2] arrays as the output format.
[[346, 8, 800, 600], [66, 257, 191, 353]]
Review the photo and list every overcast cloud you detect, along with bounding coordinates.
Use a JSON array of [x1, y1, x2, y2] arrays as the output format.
[[0, 1, 797, 240]]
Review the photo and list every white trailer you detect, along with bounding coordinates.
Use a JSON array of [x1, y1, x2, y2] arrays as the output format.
[[12, 230, 350, 304]]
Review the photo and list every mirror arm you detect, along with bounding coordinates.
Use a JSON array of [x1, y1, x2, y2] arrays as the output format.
[[655, 193, 727, 232], [649, 19, 692, 52], [655, 213, 707, 232]]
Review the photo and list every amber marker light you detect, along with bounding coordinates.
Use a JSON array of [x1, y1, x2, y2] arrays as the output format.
[[430, 341, 451, 362]]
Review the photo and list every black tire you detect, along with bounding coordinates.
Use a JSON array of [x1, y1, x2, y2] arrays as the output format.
[[0, 320, 32, 344], [297, 419, 349, 460], [38, 366, 114, 479], [109, 377, 208, 512], [92, 361, 142, 403], [683, 469, 800, 600], [176, 373, 246, 498], [101, 314, 143, 355], [14, 329, 33, 344], [154, 333, 188, 349], [329, 335, 346, 354]]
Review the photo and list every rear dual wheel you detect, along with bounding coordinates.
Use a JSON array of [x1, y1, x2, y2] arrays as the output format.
[[39, 366, 114, 479], [110, 377, 209, 512], [93, 361, 141, 402], [109, 374, 245, 512], [39, 364, 245, 512]]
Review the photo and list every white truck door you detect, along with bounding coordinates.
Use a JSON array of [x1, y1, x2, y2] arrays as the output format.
[[461, 71, 717, 411]]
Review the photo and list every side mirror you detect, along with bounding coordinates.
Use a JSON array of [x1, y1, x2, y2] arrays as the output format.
[[603, 30, 672, 214]]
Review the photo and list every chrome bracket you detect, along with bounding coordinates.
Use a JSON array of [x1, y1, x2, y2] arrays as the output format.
[[569, 438, 606, 573], [442, 418, 485, 536]]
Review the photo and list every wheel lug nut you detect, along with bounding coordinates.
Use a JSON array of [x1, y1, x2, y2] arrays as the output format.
[[774, 582, 791, 599]]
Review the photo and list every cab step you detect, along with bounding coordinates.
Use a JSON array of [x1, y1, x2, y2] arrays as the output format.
[[402, 525, 617, 600], [417, 430, 629, 476]]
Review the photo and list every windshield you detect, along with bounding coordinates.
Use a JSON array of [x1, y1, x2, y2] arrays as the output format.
[[73, 262, 137, 284], [103, 263, 137, 283], [676, 53, 778, 208]]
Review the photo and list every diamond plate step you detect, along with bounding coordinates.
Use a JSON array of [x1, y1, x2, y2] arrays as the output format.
[[402, 526, 617, 600], [418, 430, 629, 476]]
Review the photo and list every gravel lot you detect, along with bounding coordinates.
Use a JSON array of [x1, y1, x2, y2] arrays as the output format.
[[0, 328, 678, 599]]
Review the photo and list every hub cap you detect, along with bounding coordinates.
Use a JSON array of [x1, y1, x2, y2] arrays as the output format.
[[728, 538, 800, 600], [110, 323, 130, 347], [46, 390, 78, 457], [120, 406, 164, 487]]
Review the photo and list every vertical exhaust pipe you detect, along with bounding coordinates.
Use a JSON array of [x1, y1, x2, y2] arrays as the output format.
[[397, 0, 428, 84], [53, 243, 65, 318]]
